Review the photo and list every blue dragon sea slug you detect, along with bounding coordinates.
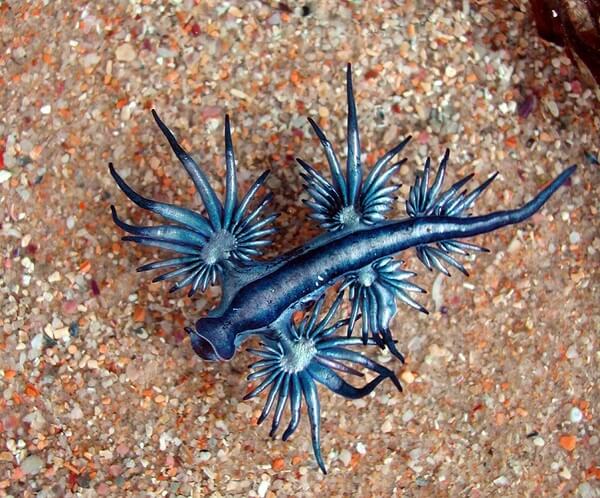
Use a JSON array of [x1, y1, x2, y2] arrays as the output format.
[[110, 64, 576, 473]]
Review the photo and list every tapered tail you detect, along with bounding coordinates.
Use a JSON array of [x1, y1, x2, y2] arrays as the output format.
[[455, 164, 575, 235], [414, 165, 577, 246], [493, 165, 576, 225]]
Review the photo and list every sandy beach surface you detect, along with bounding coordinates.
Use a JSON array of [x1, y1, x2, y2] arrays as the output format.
[[0, 1, 598, 496]]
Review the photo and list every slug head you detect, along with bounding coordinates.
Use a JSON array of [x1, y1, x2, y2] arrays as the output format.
[[190, 317, 236, 361]]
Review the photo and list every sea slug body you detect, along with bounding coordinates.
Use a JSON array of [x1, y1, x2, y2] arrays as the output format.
[[110, 64, 575, 473]]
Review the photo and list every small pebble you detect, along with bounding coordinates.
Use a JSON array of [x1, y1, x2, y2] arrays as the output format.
[[190, 23, 201, 37], [257, 479, 270, 498], [445, 66, 457, 78], [21, 233, 32, 247], [62, 299, 78, 314], [559, 435, 577, 451], [0, 170, 12, 183], [21, 455, 44, 475], [109, 464, 122, 477], [517, 94, 536, 118], [559, 467, 572, 480], [318, 106, 329, 118], [82, 52, 101, 67], [578, 482, 595, 498], [96, 482, 110, 495], [569, 231, 581, 244], [115, 43, 136, 62], [51, 326, 69, 340], [402, 410, 414, 423], [201, 106, 222, 119], [569, 407, 583, 423], [228, 5, 243, 17], [493, 475, 509, 486], [400, 370, 415, 384], [415, 477, 429, 487], [533, 436, 545, 447], [546, 99, 559, 118], [90, 279, 100, 296], [339, 449, 352, 466], [381, 418, 393, 433], [267, 12, 280, 25], [40, 104, 51, 115], [116, 444, 129, 457], [23, 411, 45, 431], [48, 271, 61, 283], [69, 322, 79, 337], [230, 89, 250, 101], [70, 404, 83, 419], [135, 327, 149, 339]]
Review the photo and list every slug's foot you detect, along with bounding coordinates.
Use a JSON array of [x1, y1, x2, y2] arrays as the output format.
[[245, 292, 401, 474], [110, 111, 278, 299]]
